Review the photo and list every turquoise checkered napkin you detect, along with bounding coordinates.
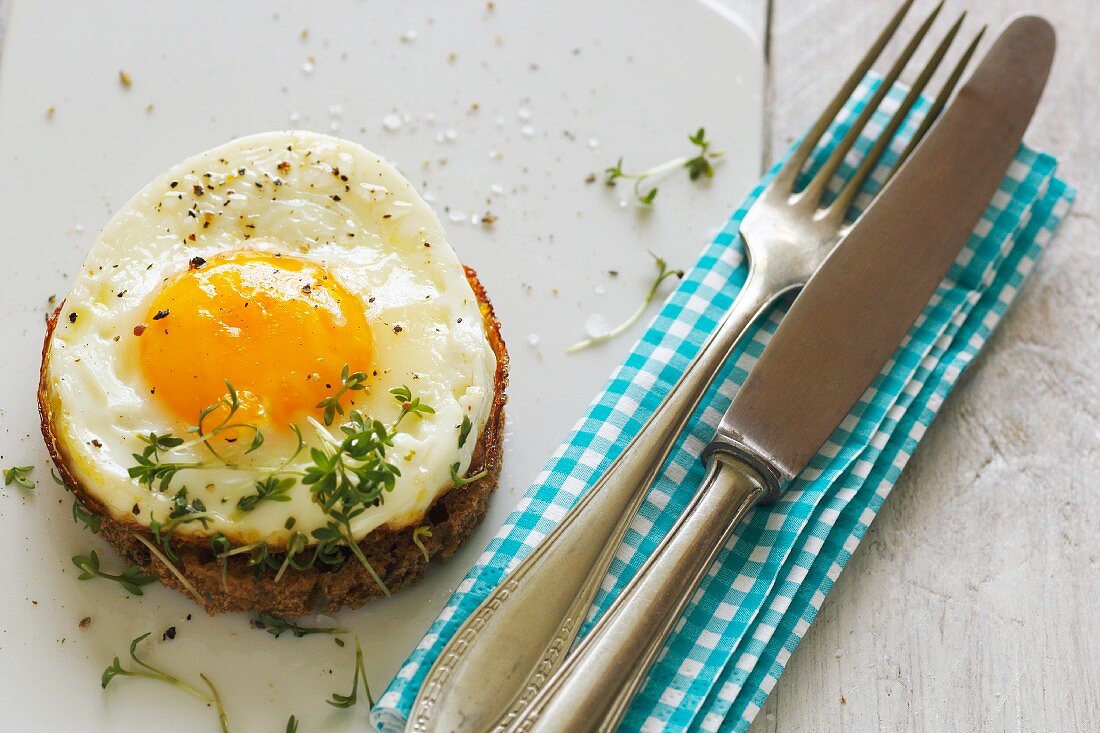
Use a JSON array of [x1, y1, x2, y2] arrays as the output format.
[[373, 76, 1075, 732]]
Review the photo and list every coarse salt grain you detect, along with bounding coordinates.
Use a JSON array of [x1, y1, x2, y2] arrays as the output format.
[[585, 314, 610, 338]]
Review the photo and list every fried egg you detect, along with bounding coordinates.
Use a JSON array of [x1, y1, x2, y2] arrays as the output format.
[[40, 131, 497, 547]]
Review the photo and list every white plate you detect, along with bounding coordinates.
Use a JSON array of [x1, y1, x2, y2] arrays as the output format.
[[0, 1, 762, 730]]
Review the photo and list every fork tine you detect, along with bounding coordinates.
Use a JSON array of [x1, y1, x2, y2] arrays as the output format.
[[797, 0, 945, 206], [884, 24, 987, 188], [823, 12, 968, 223], [770, 0, 916, 193]]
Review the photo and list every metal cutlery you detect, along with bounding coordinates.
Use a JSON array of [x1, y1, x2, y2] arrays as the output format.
[[409, 2, 985, 731], [506, 14, 1055, 732]]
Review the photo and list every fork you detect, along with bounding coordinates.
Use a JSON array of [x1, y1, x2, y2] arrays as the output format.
[[408, 3, 983, 731]]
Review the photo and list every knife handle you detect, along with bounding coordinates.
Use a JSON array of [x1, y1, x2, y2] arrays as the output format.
[[409, 262, 782, 733], [504, 451, 767, 733]]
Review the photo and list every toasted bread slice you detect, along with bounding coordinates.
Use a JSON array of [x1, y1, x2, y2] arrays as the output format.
[[40, 266, 507, 615]]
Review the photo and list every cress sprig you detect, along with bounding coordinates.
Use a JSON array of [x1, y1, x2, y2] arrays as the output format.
[[73, 499, 102, 533], [316, 364, 368, 426], [684, 127, 719, 180], [148, 487, 217, 564], [169, 486, 210, 524], [3, 464, 35, 490], [191, 380, 265, 461], [304, 386, 434, 517], [72, 550, 156, 595], [254, 611, 347, 639], [127, 382, 273, 490], [327, 635, 374, 709], [458, 414, 473, 448], [102, 632, 230, 733], [52, 470, 101, 532], [128, 433, 197, 490], [211, 533, 232, 589], [450, 463, 488, 489], [272, 531, 309, 582], [412, 525, 433, 563], [604, 126, 723, 206], [236, 475, 295, 513], [567, 252, 684, 353]]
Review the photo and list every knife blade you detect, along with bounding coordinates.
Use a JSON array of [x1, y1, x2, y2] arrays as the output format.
[[505, 15, 1054, 733]]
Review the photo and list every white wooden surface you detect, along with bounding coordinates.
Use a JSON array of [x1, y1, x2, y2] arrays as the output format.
[[748, 1, 1100, 731], [0, 2, 763, 732]]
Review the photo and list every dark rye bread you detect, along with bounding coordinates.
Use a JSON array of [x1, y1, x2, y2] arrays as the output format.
[[40, 266, 508, 615]]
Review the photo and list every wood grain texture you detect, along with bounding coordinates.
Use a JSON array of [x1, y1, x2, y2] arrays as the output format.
[[750, 1, 1099, 731]]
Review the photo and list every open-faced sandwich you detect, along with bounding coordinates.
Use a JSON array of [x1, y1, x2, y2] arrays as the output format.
[[39, 131, 507, 615]]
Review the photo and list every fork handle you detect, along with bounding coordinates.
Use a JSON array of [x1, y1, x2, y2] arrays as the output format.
[[408, 259, 783, 733], [504, 452, 767, 733]]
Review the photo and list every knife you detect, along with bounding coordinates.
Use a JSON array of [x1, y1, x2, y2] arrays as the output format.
[[501, 15, 1054, 732]]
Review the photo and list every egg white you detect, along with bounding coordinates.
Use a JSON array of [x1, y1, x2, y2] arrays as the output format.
[[42, 131, 497, 546]]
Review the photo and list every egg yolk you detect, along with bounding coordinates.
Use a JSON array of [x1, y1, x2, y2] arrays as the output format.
[[139, 251, 373, 428]]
